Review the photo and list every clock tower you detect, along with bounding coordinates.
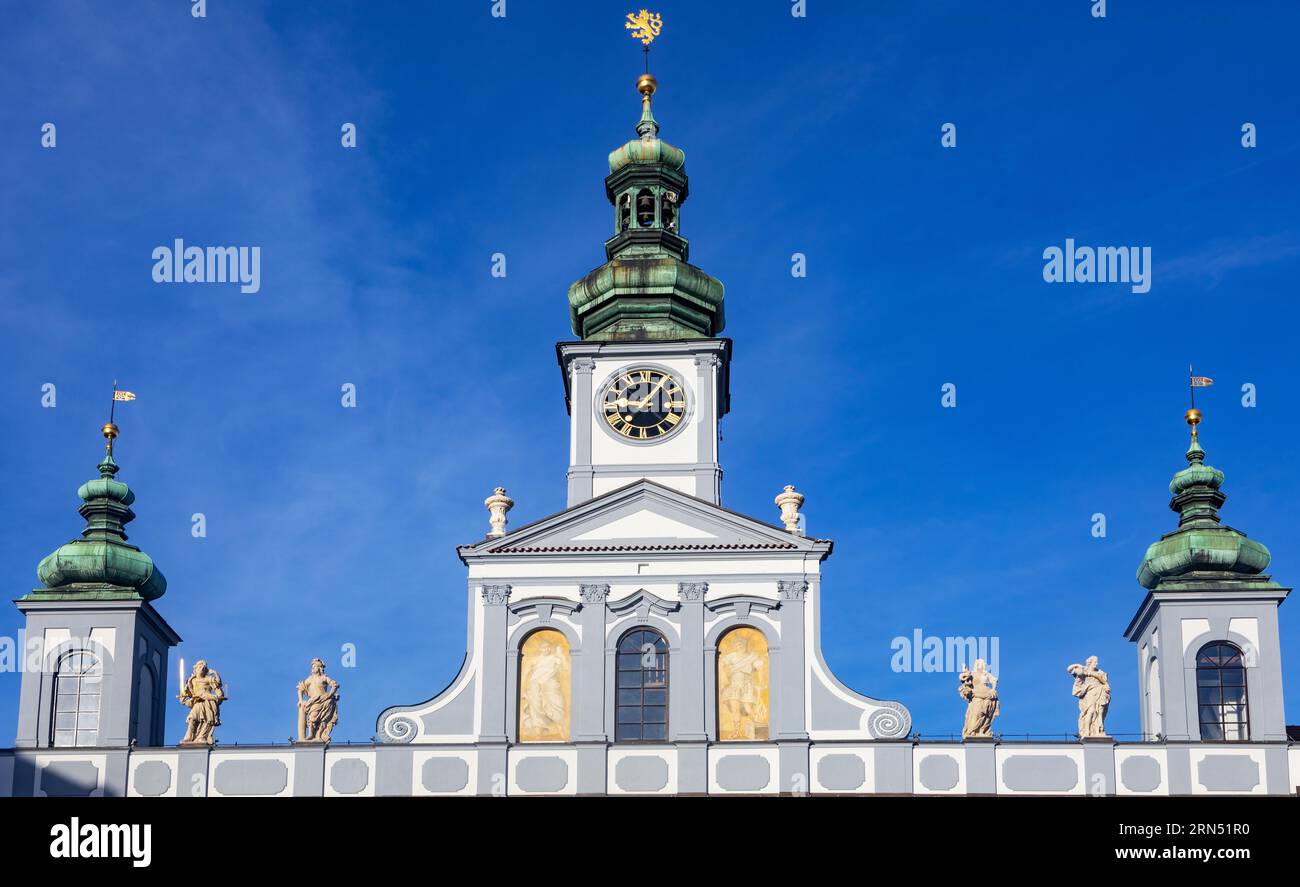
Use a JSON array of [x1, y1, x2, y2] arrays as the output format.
[[376, 20, 915, 791], [559, 71, 730, 506]]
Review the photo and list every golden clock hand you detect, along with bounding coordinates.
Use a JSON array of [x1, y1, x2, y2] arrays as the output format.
[[635, 376, 671, 408]]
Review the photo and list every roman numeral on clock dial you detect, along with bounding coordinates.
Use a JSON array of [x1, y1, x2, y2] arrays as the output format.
[[600, 367, 689, 441]]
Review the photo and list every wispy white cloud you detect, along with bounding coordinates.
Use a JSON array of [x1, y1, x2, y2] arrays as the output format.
[[1159, 232, 1300, 288]]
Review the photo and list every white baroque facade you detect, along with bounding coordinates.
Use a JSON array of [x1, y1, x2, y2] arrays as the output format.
[[2, 65, 1292, 799]]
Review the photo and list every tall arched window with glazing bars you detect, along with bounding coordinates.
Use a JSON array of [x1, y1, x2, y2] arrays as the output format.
[[616, 628, 668, 741], [1196, 641, 1250, 741], [51, 650, 102, 747]]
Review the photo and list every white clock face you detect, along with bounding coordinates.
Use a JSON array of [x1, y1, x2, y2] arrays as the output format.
[[598, 366, 689, 442]]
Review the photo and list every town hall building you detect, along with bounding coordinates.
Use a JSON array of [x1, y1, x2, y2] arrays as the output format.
[[1, 63, 1293, 797]]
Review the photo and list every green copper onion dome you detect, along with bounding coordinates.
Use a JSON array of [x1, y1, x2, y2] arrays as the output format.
[[607, 74, 685, 174], [569, 71, 724, 341], [1136, 411, 1270, 589], [36, 443, 167, 601]]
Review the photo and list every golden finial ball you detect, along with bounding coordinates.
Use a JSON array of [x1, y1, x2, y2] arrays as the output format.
[[636, 73, 658, 97], [102, 422, 119, 440], [1185, 408, 1202, 427]]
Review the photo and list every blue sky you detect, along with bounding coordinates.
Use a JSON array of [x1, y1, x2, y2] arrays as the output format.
[[1, 0, 1297, 743]]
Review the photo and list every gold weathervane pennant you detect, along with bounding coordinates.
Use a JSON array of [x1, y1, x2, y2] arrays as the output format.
[[103, 383, 137, 455], [1186, 367, 1213, 421], [625, 9, 663, 45]]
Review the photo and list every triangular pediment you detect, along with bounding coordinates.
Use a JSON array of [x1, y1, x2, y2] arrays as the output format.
[[459, 480, 831, 559], [572, 509, 718, 541]]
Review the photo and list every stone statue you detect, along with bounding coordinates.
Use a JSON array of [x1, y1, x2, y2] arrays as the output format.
[[178, 660, 226, 746], [958, 659, 1000, 739], [296, 658, 340, 743], [1067, 655, 1110, 738]]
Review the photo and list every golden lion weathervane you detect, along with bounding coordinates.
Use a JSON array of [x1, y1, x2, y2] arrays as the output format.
[[625, 9, 663, 46]]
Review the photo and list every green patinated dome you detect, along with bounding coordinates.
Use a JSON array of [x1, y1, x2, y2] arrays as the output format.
[[568, 255, 724, 341], [608, 136, 685, 174], [35, 452, 167, 600], [608, 86, 685, 174], [1136, 431, 1270, 590], [570, 74, 725, 342], [1168, 437, 1224, 494]]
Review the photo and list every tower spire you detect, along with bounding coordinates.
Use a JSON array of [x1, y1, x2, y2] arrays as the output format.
[[1135, 382, 1270, 589], [32, 407, 166, 600], [625, 10, 664, 140], [567, 13, 725, 341], [636, 72, 660, 139]]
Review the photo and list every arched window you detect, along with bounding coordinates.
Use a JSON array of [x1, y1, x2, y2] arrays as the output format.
[[134, 664, 156, 746], [661, 191, 678, 231], [518, 629, 571, 742], [635, 188, 656, 228], [1196, 642, 1249, 741], [1145, 657, 1162, 739], [616, 628, 668, 741], [618, 192, 631, 233], [717, 627, 770, 741], [52, 651, 102, 747]]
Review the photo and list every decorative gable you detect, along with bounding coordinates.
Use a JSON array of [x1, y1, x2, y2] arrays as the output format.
[[459, 479, 830, 560], [572, 509, 718, 541]]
